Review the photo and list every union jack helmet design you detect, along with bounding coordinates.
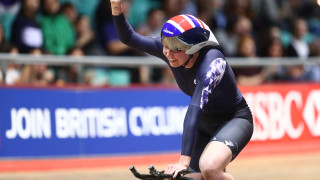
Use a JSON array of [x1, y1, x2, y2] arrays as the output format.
[[161, 14, 219, 54]]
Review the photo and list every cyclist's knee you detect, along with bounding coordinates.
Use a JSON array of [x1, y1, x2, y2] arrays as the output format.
[[199, 158, 225, 179]]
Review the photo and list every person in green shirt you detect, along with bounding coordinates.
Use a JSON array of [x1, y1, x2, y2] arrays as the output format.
[[40, 0, 75, 55]]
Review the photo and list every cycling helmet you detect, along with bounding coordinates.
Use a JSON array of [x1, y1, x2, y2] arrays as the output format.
[[161, 14, 219, 54]]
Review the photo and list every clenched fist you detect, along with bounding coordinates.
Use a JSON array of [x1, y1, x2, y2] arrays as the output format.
[[110, 0, 122, 15]]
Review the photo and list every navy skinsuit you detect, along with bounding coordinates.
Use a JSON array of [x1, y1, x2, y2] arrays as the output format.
[[113, 14, 253, 172]]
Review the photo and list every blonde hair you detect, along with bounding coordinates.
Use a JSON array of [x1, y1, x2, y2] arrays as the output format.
[[162, 36, 191, 52]]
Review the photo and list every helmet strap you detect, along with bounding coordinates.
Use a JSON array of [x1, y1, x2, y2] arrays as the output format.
[[182, 54, 194, 67]]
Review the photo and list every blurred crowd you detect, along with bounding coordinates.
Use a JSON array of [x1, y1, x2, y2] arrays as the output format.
[[0, 0, 320, 87]]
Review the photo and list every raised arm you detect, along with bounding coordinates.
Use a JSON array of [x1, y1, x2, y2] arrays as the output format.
[[110, 0, 166, 59]]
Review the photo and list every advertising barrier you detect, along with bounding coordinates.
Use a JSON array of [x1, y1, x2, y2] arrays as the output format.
[[0, 87, 189, 158], [243, 84, 320, 142], [0, 83, 320, 159], [240, 83, 320, 155]]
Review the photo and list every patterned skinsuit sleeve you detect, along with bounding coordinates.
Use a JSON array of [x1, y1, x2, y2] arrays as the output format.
[[181, 57, 226, 156]]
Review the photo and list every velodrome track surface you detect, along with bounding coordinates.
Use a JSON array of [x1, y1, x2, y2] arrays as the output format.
[[1, 152, 320, 180], [1, 141, 320, 180]]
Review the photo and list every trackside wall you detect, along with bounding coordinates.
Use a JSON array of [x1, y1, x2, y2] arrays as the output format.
[[0, 83, 319, 159]]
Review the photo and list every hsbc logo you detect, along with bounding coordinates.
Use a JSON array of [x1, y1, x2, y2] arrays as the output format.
[[244, 90, 320, 141]]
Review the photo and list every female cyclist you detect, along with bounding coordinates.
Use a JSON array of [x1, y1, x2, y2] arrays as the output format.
[[110, 1, 254, 179]]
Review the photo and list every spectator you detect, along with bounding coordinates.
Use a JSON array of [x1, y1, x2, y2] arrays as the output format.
[[83, 66, 110, 86], [59, 0, 100, 29], [233, 35, 266, 86], [1, 23, 21, 85], [95, 0, 142, 85], [161, 0, 197, 20], [262, 37, 286, 82], [308, 38, 320, 82], [0, 0, 20, 41], [258, 25, 282, 55], [266, 38, 284, 58], [136, 8, 171, 84], [197, 0, 227, 30], [161, 0, 181, 19], [0, 21, 6, 46], [127, 0, 161, 29], [283, 17, 319, 82], [0, 43, 20, 85], [60, 2, 78, 24], [0, 22, 6, 83], [286, 18, 312, 58], [179, 0, 198, 16], [223, 0, 257, 26], [95, 0, 137, 56], [310, 38, 320, 57], [281, 0, 313, 29], [215, 15, 253, 57], [248, 0, 302, 33], [136, 8, 165, 38], [305, 0, 320, 38], [250, 0, 278, 27], [55, 47, 84, 86], [0, 1, 20, 15], [74, 15, 97, 55], [19, 48, 55, 86], [5, 46, 20, 85], [39, 0, 75, 55], [11, 0, 43, 53], [160, 67, 176, 85]]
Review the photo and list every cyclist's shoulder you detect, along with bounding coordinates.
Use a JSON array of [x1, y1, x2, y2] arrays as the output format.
[[196, 48, 227, 77], [202, 47, 225, 61]]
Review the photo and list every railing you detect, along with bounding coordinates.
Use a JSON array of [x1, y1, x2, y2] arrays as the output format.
[[1, 53, 320, 84]]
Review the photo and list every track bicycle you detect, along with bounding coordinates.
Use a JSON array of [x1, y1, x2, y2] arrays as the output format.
[[129, 165, 196, 180]]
